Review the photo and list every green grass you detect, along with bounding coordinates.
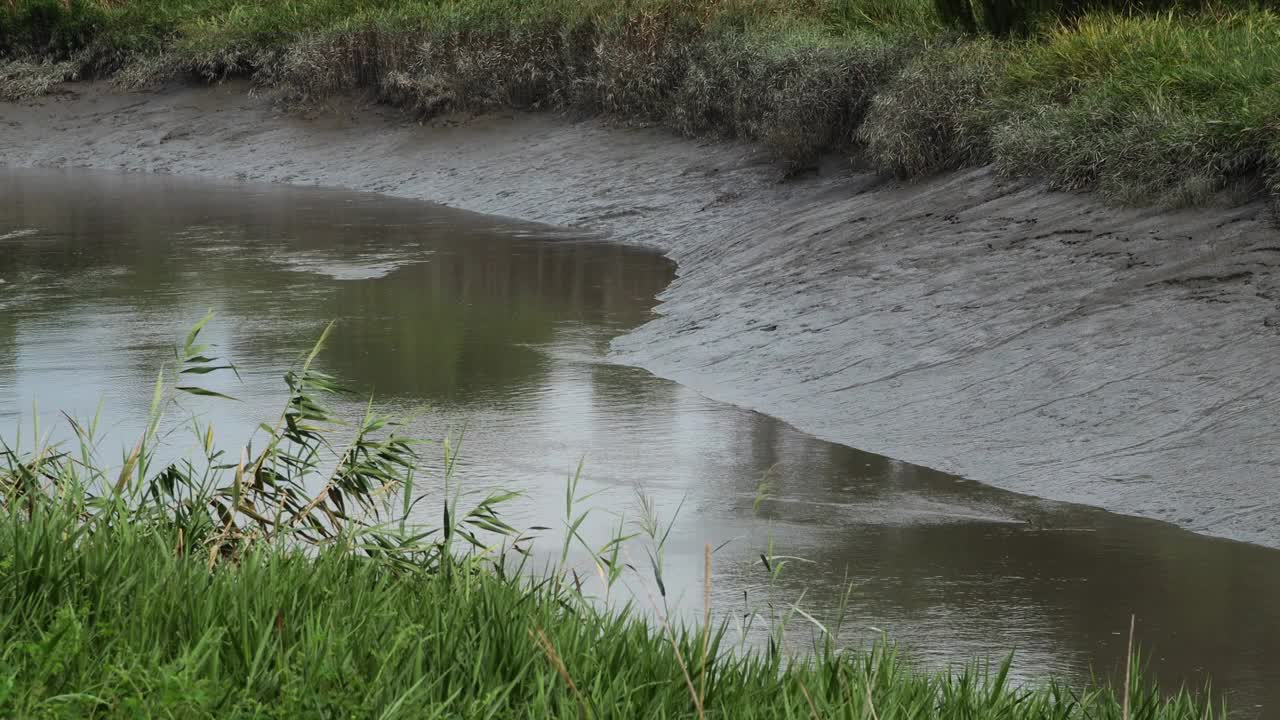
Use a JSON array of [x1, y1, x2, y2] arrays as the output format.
[[0, 317, 1230, 719], [3, 0, 1279, 204], [0, 505, 1230, 719], [990, 10, 1280, 203]]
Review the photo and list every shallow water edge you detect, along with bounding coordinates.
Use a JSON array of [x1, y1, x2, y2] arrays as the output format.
[[2, 81, 1279, 550]]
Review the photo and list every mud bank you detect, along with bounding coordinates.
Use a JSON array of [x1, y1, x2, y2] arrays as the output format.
[[3, 83, 1279, 547]]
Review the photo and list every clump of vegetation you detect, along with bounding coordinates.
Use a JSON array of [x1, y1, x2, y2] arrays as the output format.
[[189, 4, 917, 166], [0, 53, 82, 99], [989, 10, 1280, 205], [0, 316, 1228, 717], [0, 315, 517, 565], [667, 31, 909, 166], [932, 0, 1248, 37], [860, 40, 1001, 177]]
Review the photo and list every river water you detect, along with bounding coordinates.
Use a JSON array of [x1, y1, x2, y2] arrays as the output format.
[[1, 168, 1276, 714]]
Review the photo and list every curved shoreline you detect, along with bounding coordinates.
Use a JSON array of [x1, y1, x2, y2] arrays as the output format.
[[4, 82, 1280, 548]]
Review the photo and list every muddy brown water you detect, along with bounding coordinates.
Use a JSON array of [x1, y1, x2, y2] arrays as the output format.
[[1, 168, 1278, 714]]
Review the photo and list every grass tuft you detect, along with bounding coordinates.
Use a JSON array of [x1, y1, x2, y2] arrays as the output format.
[[860, 40, 1001, 177], [668, 31, 908, 166], [0, 53, 82, 99], [988, 11, 1280, 205]]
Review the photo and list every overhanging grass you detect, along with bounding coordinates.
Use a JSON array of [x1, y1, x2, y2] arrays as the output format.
[[860, 39, 1002, 177], [2, 1, 1277, 201], [990, 10, 1280, 203], [1, 0, 926, 165], [0, 0, 934, 59]]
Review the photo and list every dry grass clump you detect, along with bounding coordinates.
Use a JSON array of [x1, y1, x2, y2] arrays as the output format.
[[109, 50, 180, 89], [264, 21, 682, 117], [860, 40, 1000, 177], [0, 54, 81, 99], [571, 16, 693, 119], [671, 34, 907, 165], [412, 29, 576, 112], [110, 41, 278, 90], [258, 29, 423, 105], [251, 20, 910, 167]]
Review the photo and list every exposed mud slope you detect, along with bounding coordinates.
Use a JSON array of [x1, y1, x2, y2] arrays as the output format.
[[3, 83, 1279, 547]]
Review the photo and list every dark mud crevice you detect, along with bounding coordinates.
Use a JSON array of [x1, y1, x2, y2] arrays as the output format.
[[3, 83, 1280, 547]]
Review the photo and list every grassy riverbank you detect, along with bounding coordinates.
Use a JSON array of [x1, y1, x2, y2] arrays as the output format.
[[0, 319, 1229, 717], [2, 0, 1279, 206], [0, 507, 1226, 719]]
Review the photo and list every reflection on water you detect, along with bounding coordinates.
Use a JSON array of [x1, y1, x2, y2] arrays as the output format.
[[0, 168, 1276, 715]]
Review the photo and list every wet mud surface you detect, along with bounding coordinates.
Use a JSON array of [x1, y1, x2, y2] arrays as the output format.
[[2, 82, 1279, 547]]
